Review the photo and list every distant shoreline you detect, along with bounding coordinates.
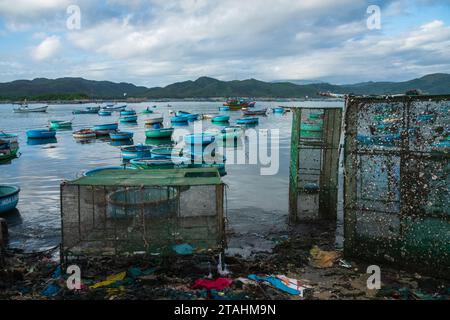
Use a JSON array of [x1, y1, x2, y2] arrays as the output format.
[[0, 97, 343, 105]]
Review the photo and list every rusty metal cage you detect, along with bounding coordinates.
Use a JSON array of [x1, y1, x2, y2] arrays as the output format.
[[344, 95, 449, 277], [60, 168, 225, 263], [289, 107, 343, 222]]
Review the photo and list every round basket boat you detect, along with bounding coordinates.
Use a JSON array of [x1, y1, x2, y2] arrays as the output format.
[[94, 123, 118, 131], [130, 157, 189, 169], [110, 131, 134, 141], [106, 187, 179, 219], [26, 129, 57, 139], [73, 129, 96, 139], [145, 128, 174, 139], [0, 185, 20, 214], [211, 115, 230, 123], [184, 133, 216, 145], [121, 144, 152, 160], [83, 166, 137, 176], [145, 116, 164, 125]]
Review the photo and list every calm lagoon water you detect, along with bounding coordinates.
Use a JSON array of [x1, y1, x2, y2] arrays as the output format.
[[0, 100, 343, 253]]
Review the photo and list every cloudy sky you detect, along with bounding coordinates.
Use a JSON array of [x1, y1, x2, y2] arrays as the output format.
[[0, 0, 449, 86]]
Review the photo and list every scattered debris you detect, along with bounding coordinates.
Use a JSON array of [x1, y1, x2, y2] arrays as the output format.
[[309, 246, 341, 268]]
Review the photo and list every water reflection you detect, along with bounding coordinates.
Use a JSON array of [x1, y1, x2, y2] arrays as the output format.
[[26, 138, 58, 145]]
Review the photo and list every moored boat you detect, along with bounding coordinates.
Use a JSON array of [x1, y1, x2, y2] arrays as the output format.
[[0, 185, 20, 214], [211, 115, 230, 123], [273, 107, 285, 114], [83, 166, 137, 177], [102, 105, 127, 111], [242, 108, 267, 116], [171, 116, 189, 123], [72, 106, 100, 114], [236, 117, 259, 125], [49, 120, 73, 129], [0, 131, 19, 144], [145, 116, 164, 125], [73, 129, 96, 139], [219, 106, 230, 111], [120, 115, 138, 123], [223, 98, 255, 110], [109, 131, 134, 141], [121, 144, 152, 160], [150, 147, 183, 158], [93, 123, 118, 131], [120, 109, 136, 116], [26, 129, 57, 139], [130, 157, 188, 169], [145, 128, 174, 139], [13, 105, 48, 113], [184, 133, 216, 145], [98, 110, 112, 116], [141, 107, 154, 114]]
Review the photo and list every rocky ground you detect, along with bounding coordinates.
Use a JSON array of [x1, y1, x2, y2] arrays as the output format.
[[0, 220, 449, 300]]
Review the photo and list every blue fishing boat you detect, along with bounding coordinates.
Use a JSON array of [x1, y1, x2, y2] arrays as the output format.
[[26, 129, 57, 139], [211, 115, 230, 123], [184, 133, 216, 145], [120, 109, 136, 116], [121, 144, 152, 160], [120, 115, 138, 123], [94, 123, 118, 131], [0, 185, 20, 214], [219, 106, 230, 111], [236, 117, 259, 125], [176, 111, 199, 121], [145, 128, 174, 139], [98, 110, 112, 116], [273, 107, 285, 113], [130, 157, 188, 169], [109, 131, 134, 141], [0, 131, 18, 144], [150, 147, 183, 158], [141, 107, 154, 114], [72, 106, 100, 114], [83, 166, 136, 177], [171, 116, 189, 123]]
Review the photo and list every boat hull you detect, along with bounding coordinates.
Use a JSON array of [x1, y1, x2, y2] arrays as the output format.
[[121, 145, 152, 160], [93, 123, 119, 131], [13, 106, 48, 113], [145, 117, 164, 125], [236, 117, 259, 125], [0, 185, 20, 214], [120, 115, 138, 123], [109, 132, 134, 141], [145, 128, 174, 139], [211, 115, 230, 122], [26, 129, 57, 139]]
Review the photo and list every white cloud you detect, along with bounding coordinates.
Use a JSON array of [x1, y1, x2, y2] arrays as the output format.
[[31, 35, 62, 61], [0, 0, 69, 17]]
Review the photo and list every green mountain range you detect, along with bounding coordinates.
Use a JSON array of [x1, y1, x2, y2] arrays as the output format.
[[0, 73, 449, 101]]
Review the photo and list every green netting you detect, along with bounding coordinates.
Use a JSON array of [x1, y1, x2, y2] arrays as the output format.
[[68, 168, 222, 187]]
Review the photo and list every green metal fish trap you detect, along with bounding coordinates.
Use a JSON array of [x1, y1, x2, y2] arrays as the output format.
[[289, 107, 343, 222], [60, 168, 226, 263]]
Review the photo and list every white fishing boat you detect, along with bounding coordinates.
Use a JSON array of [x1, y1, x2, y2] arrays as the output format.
[[13, 105, 48, 113], [101, 104, 127, 111]]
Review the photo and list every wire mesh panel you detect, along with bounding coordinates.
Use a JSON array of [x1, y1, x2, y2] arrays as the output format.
[[344, 95, 450, 277], [289, 107, 342, 222], [61, 168, 225, 262]]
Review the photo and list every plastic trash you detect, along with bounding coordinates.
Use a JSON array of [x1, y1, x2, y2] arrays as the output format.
[[248, 274, 309, 296], [89, 272, 127, 289], [192, 277, 233, 290], [309, 246, 341, 268], [41, 283, 60, 297], [172, 243, 195, 255]]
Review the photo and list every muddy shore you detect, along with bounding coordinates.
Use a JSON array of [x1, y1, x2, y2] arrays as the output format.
[[1, 220, 448, 300]]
